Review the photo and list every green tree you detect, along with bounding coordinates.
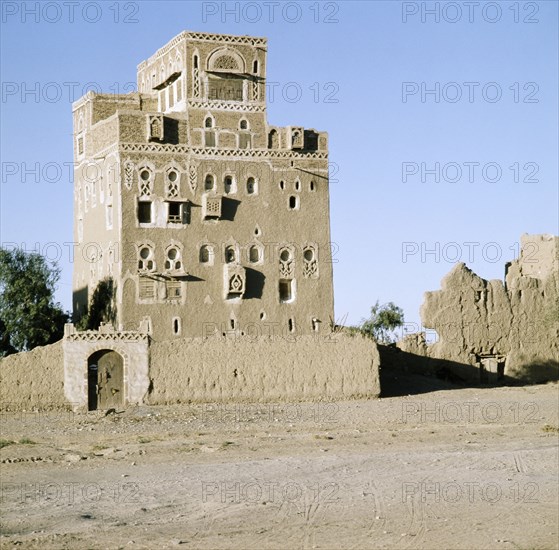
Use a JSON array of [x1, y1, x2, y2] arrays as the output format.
[[0, 248, 69, 355], [359, 301, 404, 343]]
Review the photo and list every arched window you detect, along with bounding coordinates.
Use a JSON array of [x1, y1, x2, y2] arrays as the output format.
[[204, 174, 215, 191], [268, 129, 279, 149], [253, 60, 259, 74], [310, 180, 316, 191], [247, 177, 257, 195], [138, 245, 155, 271], [224, 175, 235, 194], [225, 246, 236, 263], [240, 119, 248, 130], [166, 169, 179, 198], [138, 168, 153, 197], [295, 179, 301, 191], [194, 55, 199, 69], [249, 245, 261, 263], [205, 116, 213, 128], [165, 247, 182, 271], [199, 244, 214, 265], [289, 195, 299, 210]]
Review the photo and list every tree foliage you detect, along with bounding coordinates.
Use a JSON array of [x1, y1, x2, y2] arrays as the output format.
[[0, 248, 69, 355], [359, 301, 404, 343]]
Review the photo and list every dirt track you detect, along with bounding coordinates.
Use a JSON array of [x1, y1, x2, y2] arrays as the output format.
[[1, 381, 558, 549]]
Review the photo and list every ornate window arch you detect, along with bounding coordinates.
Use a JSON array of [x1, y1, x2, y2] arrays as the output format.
[[164, 243, 183, 272], [137, 244, 156, 272], [137, 164, 154, 197], [207, 48, 246, 73]]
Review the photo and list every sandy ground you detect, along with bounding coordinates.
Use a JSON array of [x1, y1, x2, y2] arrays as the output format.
[[1, 378, 558, 550]]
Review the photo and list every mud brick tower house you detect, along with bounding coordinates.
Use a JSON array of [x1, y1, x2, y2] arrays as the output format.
[[72, 31, 333, 341]]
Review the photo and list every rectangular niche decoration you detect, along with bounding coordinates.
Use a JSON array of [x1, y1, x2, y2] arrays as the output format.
[[224, 264, 246, 299]]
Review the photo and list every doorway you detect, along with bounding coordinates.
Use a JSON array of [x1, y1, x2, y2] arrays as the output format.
[[87, 350, 124, 410]]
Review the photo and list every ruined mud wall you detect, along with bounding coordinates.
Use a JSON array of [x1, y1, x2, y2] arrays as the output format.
[[403, 234, 559, 383], [0, 342, 66, 411], [148, 333, 380, 404]]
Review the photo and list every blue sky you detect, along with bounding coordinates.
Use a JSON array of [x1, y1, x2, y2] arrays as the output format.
[[1, 1, 557, 334]]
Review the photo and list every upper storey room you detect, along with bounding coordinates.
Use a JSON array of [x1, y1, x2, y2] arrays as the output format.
[[136, 31, 268, 113]]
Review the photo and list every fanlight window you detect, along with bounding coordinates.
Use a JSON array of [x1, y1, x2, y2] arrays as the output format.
[[165, 247, 182, 271], [138, 246, 155, 271]]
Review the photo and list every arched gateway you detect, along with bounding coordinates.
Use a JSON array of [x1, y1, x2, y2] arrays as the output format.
[[88, 350, 124, 410]]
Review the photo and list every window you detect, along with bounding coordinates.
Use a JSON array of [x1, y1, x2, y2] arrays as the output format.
[[253, 60, 259, 74], [169, 84, 174, 107], [166, 170, 179, 198], [224, 175, 235, 194], [199, 244, 214, 265], [279, 279, 294, 303], [204, 174, 215, 192], [139, 168, 152, 196], [295, 179, 301, 191], [208, 76, 243, 101], [279, 180, 285, 190], [312, 318, 319, 332], [239, 132, 251, 149], [288, 318, 295, 333], [167, 202, 188, 224], [268, 129, 279, 149], [288, 195, 299, 210], [139, 276, 155, 299], [310, 180, 315, 191], [194, 55, 199, 69], [240, 119, 248, 130], [205, 117, 213, 128], [167, 282, 182, 300], [176, 77, 183, 102], [77, 136, 84, 156], [105, 204, 113, 229], [205, 130, 216, 147], [249, 245, 261, 263], [138, 246, 155, 271], [173, 317, 181, 335], [247, 177, 257, 195], [165, 247, 182, 271], [304, 248, 315, 262], [225, 246, 236, 263], [280, 249, 292, 262], [138, 201, 152, 223]]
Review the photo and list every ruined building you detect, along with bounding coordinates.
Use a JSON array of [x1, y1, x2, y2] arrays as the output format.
[[71, 31, 333, 341], [399, 234, 559, 383]]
